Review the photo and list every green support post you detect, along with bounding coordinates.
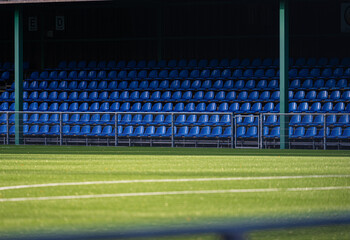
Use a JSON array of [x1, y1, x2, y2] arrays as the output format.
[[279, 0, 289, 149], [14, 7, 24, 145]]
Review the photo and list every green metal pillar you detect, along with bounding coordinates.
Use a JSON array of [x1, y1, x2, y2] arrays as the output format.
[[279, 0, 289, 149], [14, 7, 24, 145]]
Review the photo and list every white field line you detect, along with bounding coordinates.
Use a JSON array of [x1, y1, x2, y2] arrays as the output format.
[[0, 186, 350, 202], [1, 174, 350, 191]]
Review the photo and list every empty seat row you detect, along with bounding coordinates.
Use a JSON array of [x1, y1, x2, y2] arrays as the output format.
[[263, 126, 350, 139], [50, 57, 350, 72], [263, 114, 350, 126], [2, 123, 349, 140], [2, 101, 350, 114], [13, 79, 286, 92], [0, 124, 233, 139], [15, 79, 350, 95], [3, 89, 350, 104], [25, 68, 350, 84], [27, 68, 279, 82], [0, 113, 233, 126]]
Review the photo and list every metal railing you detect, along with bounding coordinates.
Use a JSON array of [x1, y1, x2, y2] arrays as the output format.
[[0, 111, 349, 149]]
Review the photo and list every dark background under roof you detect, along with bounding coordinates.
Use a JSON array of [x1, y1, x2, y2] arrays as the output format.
[[0, 0, 348, 68]]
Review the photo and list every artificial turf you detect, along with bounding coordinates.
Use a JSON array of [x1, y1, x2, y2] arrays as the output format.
[[0, 146, 349, 239]]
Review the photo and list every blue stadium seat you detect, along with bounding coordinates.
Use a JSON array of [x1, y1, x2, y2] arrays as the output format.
[[58, 92, 68, 102], [248, 102, 262, 113], [335, 115, 350, 126], [27, 113, 39, 124], [99, 102, 110, 112], [223, 80, 234, 89], [206, 115, 219, 125], [183, 115, 197, 125], [326, 115, 337, 126], [196, 126, 210, 138], [236, 102, 251, 114], [107, 81, 118, 91], [311, 115, 324, 126], [174, 103, 184, 112], [218, 102, 229, 112], [245, 126, 258, 138], [229, 103, 240, 112], [77, 114, 89, 125], [290, 79, 301, 90], [299, 115, 313, 126], [129, 126, 144, 137], [67, 102, 78, 112], [77, 81, 87, 90], [130, 91, 140, 101], [119, 114, 132, 125], [97, 92, 109, 102], [118, 81, 128, 90], [301, 127, 317, 139], [152, 126, 166, 137], [100, 126, 113, 137], [149, 103, 160, 112], [294, 102, 308, 113], [261, 102, 274, 113], [175, 115, 186, 125], [179, 80, 191, 90], [314, 90, 328, 101], [137, 80, 149, 91], [213, 80, 223, 90], [189, 80, 201, 90], [127, 81, 139, 90], [344, 103, 350, 113], [195, 103, 206, 112], [267, 80, 278, 90], [290, 115, 301, 126], [142, 114, 153, 125], [233, 80, 245, 90], [150, 91, 161, 101], [225, 91, 236, 102], [328, 127, 342, 139], [67, 114, 80, 124], [78, 103, 89, 112], [160, 91, 171, 101], [306, 102, 320, 113], [264, 115, 278, 126], [290, 127, 305, 138], [119, 102, 130, 112], [255, 80, 267, 90], [236, 126, 246, 138], [206, 102, 217, 112], [152, 114, 165, 125], [221, 127, 232, 138], [118, 91, 129, 101], [185, 103, 195, 112], [175, 126, 189, 137], [192, 91, 204, 102], [327, 91, 341, 102], [181, 91, 193, 101], [110, 102, 120, 112], [241, 115, 255, 126], [248, 91, 259, 102], [130, 102, 141, 112], [100, 114, 111, 124], [26, 125, 39, 136], [237, 91, 248, 102], [319, 102, 333, 113], [89, 114, 101, 125], [171, 91, 182, 102], [341, 91, 350, 101], [163, 103, 173, 112]]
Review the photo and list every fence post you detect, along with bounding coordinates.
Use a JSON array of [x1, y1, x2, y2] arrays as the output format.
[[59, 112, 62, 146], [6, 112, 9, 145], [230, 113, 234, 149], [171, 113, 174, 148], [115, 113, 118, 147], [259, 113, 262, 149], [323, 113, 327, 150], [234, 115, 237, 148]]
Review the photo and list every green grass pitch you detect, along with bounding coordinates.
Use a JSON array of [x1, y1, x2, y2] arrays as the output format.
[[0, 146, 350, 239]]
